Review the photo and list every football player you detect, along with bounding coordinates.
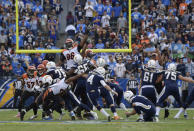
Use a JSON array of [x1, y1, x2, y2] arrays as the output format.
[[155, 63, 194, 121], [27, 64, 46, 120], [72, 54, 96, 119], [41, 74, 97, 120], [20, 75, 53, 121], [46, 61, 65, 84], [124, 91, 156, 122], [139, 60, 161, 105], [60, 30, 89, 73], [104, 64, 127, 112], [13, 75, 23, 117], [84, 67, 119, 121], [18, 66, 38, 119]]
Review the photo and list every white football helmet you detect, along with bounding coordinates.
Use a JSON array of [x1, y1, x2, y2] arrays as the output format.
[[124, 91, 134, 103], [168, 63, 176, 71], [42, 75, 53, 85], [46, 61, 56, 70], [147, 59, 156, 69], [96, 58, 106, 67], [74, 54, 83, 65], [95, 67, 105, 77]]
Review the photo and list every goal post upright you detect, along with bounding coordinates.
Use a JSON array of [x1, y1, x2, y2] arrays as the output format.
[[15, 0, 132, 54]]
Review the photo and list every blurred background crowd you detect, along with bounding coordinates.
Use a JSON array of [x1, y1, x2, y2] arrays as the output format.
[[0, 0, 193, 85]]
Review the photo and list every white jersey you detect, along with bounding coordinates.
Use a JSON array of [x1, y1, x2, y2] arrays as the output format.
[[22, 72, 37, 92], [49, 78, 69, 95], [14, 80, 22, 90], [62, 45, 80, 70]]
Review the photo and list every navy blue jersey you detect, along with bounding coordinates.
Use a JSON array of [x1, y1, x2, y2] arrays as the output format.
[[141, 67, 160, 86], [131, 95, 155, 114], [47, 68, 65, 84], [86, 74, 105, 92], [105, 69, 112, 81], [163, 71, 181, 88], [74, 59, 95, 75]]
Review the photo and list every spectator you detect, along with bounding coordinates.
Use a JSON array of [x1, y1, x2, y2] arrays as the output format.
[[179, 0, 188, 16], [148, 28, 158, 46], [131, 8, 142, 26], [2, 59, 13, 77], [95, 0, 104, 16], [117, 13, 127, 31], [13, 63, 25, 76], [104, 1, 113, 17], [84, 1, 95, 22], [125, 57, 135, 78], [101, 11, 110, 28], [177, 57, 186, 76], [0, 30, 8, 45], [186, 57, 194, 79], [66, 11, 74, 26], [114, 57, 126, 78], [113, 2, 122, 19], [95, 39, 104, 49], [53, 0, 63, 15]]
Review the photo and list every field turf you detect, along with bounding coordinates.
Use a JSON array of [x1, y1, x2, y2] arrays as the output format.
[[0, 109, 194, 131]]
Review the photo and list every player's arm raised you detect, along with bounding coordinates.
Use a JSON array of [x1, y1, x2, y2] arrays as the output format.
[[178, 75, 194, 83], [77, 28, 89, 52]]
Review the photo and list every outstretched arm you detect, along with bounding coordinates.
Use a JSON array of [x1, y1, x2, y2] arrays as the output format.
[[77, 31, 89, 52], [178, 75, 194, 83], [100, 80, 118, 96], [125, 108, 136, 117], [65, 73, 83, 84]]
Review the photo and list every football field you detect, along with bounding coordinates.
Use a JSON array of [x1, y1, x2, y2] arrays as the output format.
[[0, 109, 194, 131]]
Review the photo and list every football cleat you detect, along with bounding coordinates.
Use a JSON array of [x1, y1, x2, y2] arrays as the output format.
[[58, 112, 65, 120], [29, 115, 38, 120], [42, 116, 53, 120], [20, 111, 26, 121], [108, 116, 111, 122], [155, 116, 159, 122], [136, 118, 144, 122], [164, 109, 169, 119], [70, 112, 76, 120], [90, 112, 98, 120], [184, 114, 188, 119], [173, 116, 179, 119], [15, 112, 20, 118]]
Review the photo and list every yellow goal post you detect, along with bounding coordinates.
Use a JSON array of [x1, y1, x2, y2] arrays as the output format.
[[15, 0, 132, 54]]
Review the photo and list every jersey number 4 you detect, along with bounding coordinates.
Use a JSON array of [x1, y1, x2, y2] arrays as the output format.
[[87, 75, 94, 85]]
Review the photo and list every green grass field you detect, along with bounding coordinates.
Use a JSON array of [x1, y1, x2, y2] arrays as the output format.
[[0, 109, 194, 131]]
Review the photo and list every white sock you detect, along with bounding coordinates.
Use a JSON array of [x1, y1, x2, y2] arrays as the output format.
[[120, 103, 127, 111], [175, 108, 184, 118], [70, 111, 75, 116], [100, 108, 110, 117], [139, 114, 143, 119], [22, 109, 26, 113], [155, 107, 161, 117], [113, 112, 118, 117]]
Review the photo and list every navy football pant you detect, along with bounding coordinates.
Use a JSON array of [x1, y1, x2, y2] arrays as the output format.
[[157, 86, 183, 107], [140, 86, 157, 105]]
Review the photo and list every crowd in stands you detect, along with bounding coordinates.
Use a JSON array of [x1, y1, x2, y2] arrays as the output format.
[[0, 0, 193, 86], [65, 0, 194, 82], [0, 0, 63, 78]]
